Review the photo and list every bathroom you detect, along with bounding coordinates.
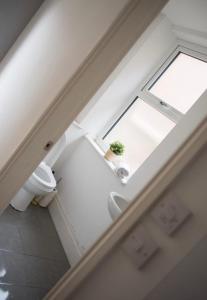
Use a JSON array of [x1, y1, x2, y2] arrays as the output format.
[[0, 0, 207, 298], [43, 0, 206, 265]]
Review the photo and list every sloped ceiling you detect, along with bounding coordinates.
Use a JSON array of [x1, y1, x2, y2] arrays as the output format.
[[0, 0, 45, 62]]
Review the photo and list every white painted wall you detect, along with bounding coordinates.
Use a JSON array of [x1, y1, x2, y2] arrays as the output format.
[[44, 134, 67, 168], [163, 0, 207, 34], [0, 0, 129, 171]]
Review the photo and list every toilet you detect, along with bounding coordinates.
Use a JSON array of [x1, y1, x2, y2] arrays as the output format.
[[10, 161, 56, 211]]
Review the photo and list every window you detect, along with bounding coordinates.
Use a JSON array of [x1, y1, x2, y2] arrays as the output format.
[[99, 46, 207, 177], [149, 52, 207, 114], [104, 99, 175, 174]]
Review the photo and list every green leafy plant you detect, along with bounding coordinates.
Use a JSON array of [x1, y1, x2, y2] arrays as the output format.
[[110, 141, 125, 156]]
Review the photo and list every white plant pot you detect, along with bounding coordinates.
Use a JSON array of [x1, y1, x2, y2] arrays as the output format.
[[104, 149, 122, 162]]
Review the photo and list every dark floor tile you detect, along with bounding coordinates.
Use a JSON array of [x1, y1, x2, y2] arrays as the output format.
[[0, 284, 47, 300], [24, 286, 47, 300], [19, 225, 68, 261], [0, 251, 68, 290], [0, 284, 26, 300], [24, 256, 68, 289], [0, 205, 38, 227], [0, 250, 68, 290], [35, 209, 60, 238], [0, 251, 27, 285], [0, 223, 23, 253], [24, 256, 52, 288], [51, 259, 69, 285], [0, 203, 70, 298]]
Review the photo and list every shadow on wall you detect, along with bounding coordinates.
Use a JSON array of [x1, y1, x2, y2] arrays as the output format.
[[44, 122, 86, 168]]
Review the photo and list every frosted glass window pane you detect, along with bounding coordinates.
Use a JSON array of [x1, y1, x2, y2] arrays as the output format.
[[149, 53, 207, 113], [104, 100, 175, 175]]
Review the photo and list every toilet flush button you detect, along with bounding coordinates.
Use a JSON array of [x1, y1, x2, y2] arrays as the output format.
[[44, 141, 54, 151]]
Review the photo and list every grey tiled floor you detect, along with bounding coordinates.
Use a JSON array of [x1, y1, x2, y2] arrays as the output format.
[[0, 204, 70, 299]]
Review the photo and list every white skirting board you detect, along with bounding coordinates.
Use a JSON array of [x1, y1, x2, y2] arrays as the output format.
[[48, 194, 82, 267]]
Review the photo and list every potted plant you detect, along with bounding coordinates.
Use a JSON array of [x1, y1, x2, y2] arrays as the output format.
[[104, 141, 125, 162]]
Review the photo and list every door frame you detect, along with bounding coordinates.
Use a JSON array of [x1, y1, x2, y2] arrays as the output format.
[[1, 0, 207, 298]]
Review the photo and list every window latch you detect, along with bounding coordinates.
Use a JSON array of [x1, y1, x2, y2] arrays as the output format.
[[160, 100, 168, 107]]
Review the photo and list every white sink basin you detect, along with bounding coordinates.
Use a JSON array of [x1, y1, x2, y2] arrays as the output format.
[[108, 192, 129, 221]]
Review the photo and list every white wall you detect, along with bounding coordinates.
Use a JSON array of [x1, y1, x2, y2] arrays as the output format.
[[163, 0, 207, 34], [0, 0, 129, 171], [44, 134, 67, 168]]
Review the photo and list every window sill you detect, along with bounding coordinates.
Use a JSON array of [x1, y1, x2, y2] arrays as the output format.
[[84, 134, 128, 185]]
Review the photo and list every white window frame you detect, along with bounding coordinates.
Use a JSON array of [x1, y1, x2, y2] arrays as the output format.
[[96, 40, 207, 152]]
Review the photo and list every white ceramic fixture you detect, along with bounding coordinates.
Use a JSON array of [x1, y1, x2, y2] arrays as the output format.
[[10, 161, 56, 211], [108, 192, 129, 221]]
